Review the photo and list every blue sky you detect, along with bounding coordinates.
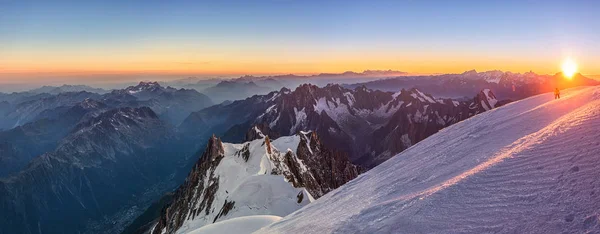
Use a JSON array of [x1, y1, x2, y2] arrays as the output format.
[[1, 0, 599, 83]]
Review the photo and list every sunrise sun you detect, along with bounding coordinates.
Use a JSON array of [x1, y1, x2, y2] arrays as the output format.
[[562, 58, 578, 79]]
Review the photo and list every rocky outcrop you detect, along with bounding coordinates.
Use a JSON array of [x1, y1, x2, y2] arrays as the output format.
[[245, 123, 281, 142], [470, 89, 510, 112], [291, 131, 361, 197], [152, 135, 225, 234]]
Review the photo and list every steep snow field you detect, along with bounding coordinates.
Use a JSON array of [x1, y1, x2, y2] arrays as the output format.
[[188, 215, 282, 234], [257, 86, 600, 234]]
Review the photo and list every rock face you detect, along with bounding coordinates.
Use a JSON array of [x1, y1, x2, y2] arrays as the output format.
[[286, 131, 361, 198], [181, 84, 508, 167], [471, 88, 500, 112], [244, 123, 281, 142], [363, 89, 509, 167], [149, 130, 360, 234], [152, 135, 226, 233]]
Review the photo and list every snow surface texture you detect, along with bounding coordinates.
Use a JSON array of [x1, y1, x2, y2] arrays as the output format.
[[188, 215, 282, 234], [257, 86, 600, 234], [174, 134, 312, 234]]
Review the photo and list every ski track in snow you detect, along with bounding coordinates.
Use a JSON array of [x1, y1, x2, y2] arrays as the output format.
[[256, 86, 600, 234]]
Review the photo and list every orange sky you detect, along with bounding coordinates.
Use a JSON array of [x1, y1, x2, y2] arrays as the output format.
[[1, 47, 597, 84]]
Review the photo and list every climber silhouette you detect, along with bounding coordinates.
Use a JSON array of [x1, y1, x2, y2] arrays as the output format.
[[554, 88, 560, 99]]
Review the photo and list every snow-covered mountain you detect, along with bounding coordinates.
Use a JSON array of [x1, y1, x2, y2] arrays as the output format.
[[181, 84, 504, 167], [147, 129, 360, 234], [256, 85, 600, 234]]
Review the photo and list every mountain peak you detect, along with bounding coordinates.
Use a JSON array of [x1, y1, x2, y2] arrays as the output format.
[[76, 98, 106, 109], [294, 83, 319, 94], [121, 81, 166, 95], [137, 81, 161, 87], [462, 69, 478, 75]]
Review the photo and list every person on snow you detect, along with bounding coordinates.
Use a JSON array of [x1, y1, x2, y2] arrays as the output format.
[[554, 88, 560, 99]]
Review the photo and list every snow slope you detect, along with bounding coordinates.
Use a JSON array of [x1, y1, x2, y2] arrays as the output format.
[[188, 215, 282, 234], [257, 86, 600, 234]]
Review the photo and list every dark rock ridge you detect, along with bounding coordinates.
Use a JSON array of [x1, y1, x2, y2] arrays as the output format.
[[244, 123, 281, 142], [149, 130, 360, 234], [181, 83, 508, 167], [274, 131, 362, 198]]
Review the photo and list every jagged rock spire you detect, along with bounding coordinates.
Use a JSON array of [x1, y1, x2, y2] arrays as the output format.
[[265, 135, 272, 154]]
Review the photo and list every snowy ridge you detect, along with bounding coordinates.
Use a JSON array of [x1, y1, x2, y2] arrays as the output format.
[[257, 86, 600, 234], [169, 134, 311, 234], [151, 129, 360, 234]]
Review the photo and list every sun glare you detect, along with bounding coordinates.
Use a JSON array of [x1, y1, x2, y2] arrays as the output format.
[[562, 58, 578, 79]]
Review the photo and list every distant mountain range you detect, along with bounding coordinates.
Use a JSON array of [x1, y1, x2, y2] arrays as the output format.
[[0, 82, 213, 130], [29, 84, 110, 95], [0, 83, 216, 234], [345, 70, 599, 99], [163, 70, 598, 103], [202, 80, 274, 104], [0, 99, 108, 177], [0, 107, 197, 234], [163, 70, 408, 102]]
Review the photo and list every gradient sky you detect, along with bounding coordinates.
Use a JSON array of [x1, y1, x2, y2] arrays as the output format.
[[1, 0, 599, 84]]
